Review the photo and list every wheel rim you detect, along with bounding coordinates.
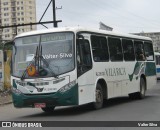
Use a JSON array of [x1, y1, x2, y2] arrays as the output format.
[[96, 89, 103, 103], [141, 79, 145, 95]]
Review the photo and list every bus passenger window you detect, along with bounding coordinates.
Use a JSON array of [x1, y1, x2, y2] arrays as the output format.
[[134, 41, 145, 61], [122, 39, 135, 61], [144, 42, 154, 61], [91, 35, 109, 62], [108, 37, 123, 61]]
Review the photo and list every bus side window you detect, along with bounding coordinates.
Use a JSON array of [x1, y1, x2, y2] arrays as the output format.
[[122, 39, 135, 61], [91, 35, 109, 62], [108, 37, 123, 61], [144, 42, 154, 61], [134, 41, 145, 61]]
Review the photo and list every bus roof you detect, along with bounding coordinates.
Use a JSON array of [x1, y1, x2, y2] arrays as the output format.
[[15, 26, 152, 41]]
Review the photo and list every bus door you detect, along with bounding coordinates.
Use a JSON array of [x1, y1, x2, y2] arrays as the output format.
[[76, 36, 94, 104]]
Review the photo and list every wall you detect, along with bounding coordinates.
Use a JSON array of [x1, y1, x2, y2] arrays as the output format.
[[0, 50, 4, 90], [4, 50, 11, 89]]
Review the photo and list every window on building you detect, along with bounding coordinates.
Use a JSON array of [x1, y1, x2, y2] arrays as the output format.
[[3, 2, 8, 5], [4, 8, 9, 11], [4, 29, 10, 33], [12, 13, 16, 17], [12, 7, 16, 11]]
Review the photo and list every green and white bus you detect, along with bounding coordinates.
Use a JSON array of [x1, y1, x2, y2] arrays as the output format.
[[11, 27, 156, 112]]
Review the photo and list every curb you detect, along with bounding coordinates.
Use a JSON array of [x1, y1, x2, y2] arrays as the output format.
[[0, 101, 12, 106], [0, 94, 13, 106]]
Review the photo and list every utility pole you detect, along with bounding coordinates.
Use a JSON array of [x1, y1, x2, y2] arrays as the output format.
[[52, 0, 57, 27]]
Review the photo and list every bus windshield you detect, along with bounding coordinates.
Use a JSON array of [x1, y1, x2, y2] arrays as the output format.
[[12, 32, 74, 78]]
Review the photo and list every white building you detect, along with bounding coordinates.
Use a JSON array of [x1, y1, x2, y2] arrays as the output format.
[[0, 0, 37, 40], [133, 32, 160, 52]]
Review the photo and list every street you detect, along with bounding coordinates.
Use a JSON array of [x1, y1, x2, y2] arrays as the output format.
[[0, 80, 160, 130]]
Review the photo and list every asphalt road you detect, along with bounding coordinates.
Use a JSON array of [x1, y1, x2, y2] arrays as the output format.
[[0, 80, 160, 130]]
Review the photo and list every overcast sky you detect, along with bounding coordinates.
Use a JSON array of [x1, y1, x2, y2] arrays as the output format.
[[36, 0, 160, 33]]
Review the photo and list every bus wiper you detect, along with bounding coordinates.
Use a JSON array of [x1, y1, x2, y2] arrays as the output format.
[[39, 45, 58, 78], [21, 45, 58, 81]]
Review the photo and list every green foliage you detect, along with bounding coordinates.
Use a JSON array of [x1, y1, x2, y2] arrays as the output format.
[[0, 41, 13, 50]]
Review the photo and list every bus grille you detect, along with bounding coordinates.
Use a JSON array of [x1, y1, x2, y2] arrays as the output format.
[[16, 81, 49, 86]]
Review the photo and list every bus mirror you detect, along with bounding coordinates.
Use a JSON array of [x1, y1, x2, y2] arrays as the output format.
[[3, 51, 7, 62]]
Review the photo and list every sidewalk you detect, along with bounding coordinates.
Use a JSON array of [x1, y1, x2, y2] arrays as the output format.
[[0, 90, 12, 106]]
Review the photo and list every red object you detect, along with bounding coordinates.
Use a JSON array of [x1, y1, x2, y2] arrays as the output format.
[[34, 103, 46, 108]]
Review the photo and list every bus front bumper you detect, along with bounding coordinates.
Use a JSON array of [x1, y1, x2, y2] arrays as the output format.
[[12, 84, 79, 108]]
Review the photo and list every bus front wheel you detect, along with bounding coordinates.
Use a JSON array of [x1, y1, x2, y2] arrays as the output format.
[[41, 106, 55, 113], [92, 83, 103, 109]]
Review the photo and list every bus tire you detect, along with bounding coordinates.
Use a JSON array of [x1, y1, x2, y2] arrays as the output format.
[[92, 83, 103, 109], [41, 106, 55, 113], [136, 77, 146, 99], [129, 78, 146, 99]]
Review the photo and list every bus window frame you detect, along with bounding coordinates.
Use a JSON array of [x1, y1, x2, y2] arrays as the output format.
[[134, 40, 146, 61], [108, 36, 124, 62]]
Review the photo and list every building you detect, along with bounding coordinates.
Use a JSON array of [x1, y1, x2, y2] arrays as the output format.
[[133, 32, 160, 52], [0, 0, 36, 41]]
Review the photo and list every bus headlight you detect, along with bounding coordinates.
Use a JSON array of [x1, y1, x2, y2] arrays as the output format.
[[59, 80, 76, 93], [12, 87, 22, 95]]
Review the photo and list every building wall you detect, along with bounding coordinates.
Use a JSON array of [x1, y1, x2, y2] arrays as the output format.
[[0, 0, 37, 40], [0, 50, 4, 90], [134, 32, 160, 52], [0, 0, 2, 40]]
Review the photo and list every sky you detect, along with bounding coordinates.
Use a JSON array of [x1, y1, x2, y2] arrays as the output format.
[[36, 0, 160, 33]]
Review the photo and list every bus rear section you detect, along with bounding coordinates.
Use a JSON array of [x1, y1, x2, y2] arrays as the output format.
[[155, 52, 160, 79]]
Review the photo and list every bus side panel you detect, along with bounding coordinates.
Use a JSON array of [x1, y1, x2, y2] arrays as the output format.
[[78, 70, 95, 105], [156, 65, 160, 79], [145, 62, 157, 89], [107, 82, 114, 98]]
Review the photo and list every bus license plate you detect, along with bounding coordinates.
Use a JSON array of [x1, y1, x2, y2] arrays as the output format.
[[34, 103, 46, 108]]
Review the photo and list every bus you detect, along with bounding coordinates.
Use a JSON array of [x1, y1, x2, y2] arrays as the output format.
[[11, 27, 157, 112], [155, 52, 160, 79]]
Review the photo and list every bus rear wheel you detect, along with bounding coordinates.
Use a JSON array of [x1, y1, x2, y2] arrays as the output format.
[[41, 106, 55, 113], [92, 83, 103, 109], [129, 78, 146, 99], [137, 77, 146, 99]]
